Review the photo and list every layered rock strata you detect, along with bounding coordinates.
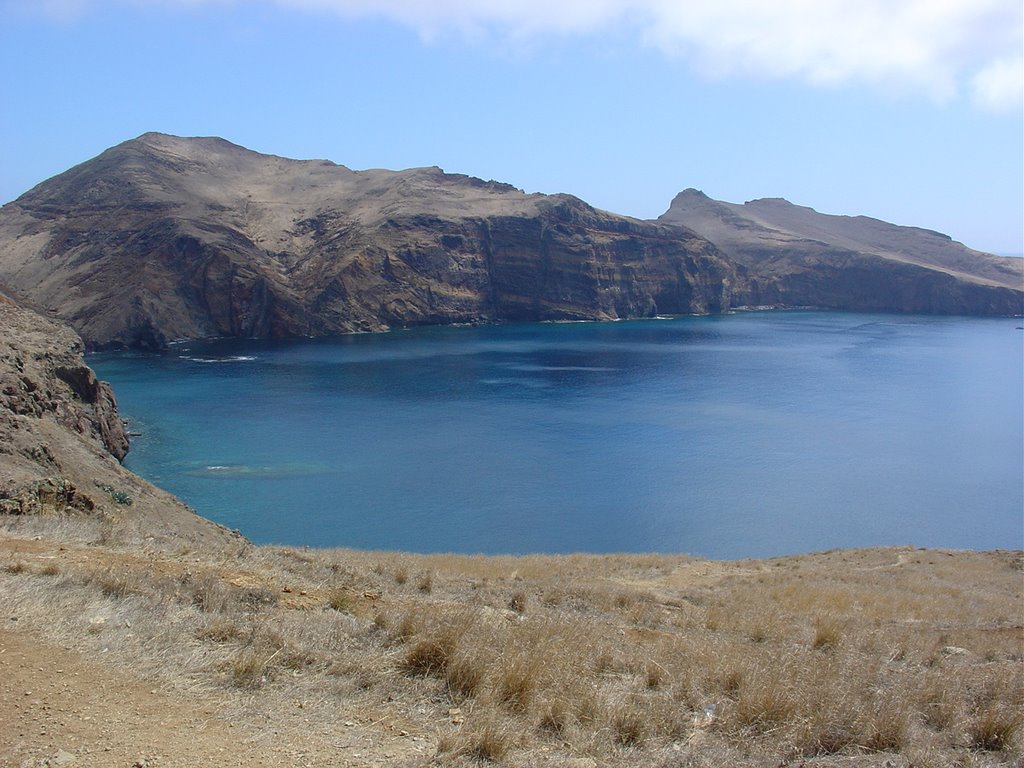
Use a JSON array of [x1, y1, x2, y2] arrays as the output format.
[[0, 134, 735, 350]]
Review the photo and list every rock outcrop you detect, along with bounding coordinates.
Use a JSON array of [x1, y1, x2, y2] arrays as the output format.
[[0, 133, 735, 350], [658, 189, 1023, 316], [0, 295, 234, 546]]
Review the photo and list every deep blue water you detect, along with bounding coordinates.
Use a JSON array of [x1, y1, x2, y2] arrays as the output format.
[[89, 312, 1024, 559]]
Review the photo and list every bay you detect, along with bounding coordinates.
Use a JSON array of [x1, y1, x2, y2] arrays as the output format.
[[89, 312, 1024, 559]]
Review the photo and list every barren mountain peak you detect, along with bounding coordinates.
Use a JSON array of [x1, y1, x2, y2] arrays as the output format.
[[0, 135, 737, 349]]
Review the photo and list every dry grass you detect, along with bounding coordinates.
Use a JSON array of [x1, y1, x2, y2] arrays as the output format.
[[969, 706, 1022, 752], [1, 515, 1021, 767]]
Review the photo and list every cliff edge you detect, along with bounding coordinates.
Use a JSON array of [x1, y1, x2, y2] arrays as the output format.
[[0, 296, 235, 547]]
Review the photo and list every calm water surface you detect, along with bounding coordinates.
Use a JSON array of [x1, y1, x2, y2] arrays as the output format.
[[89, 312, 1024, 559]]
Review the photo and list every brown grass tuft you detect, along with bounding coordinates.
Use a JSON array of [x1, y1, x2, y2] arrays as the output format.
[[495, 656, 539, 713], [812, 615, 843, 650], [92, 568, 142, 599], [860, 700, 909, 752], [644, 659, 667, 690], [537, 698, 572, 737], [438, 721, 514, 763], [445, 652, 487, 699], [196, 617, 245, 643], [402, 635, 455, 677], [228, 648, 276, 689], [612, 705, 647, 747], [508, 590, 528, 614], [969, 705, 1021, 751], [325, 587, 355, 613]]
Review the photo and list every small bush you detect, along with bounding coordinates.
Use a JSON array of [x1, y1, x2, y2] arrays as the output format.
[[95, 482, 132, 505]]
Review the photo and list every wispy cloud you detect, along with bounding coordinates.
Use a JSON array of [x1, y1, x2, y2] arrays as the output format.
[[13, 0, 1024, 112]]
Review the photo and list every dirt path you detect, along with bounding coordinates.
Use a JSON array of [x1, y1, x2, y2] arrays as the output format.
[[0, 630, 417, 768]]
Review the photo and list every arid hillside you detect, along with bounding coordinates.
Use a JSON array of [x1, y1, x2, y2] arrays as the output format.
[[2, 517, 1021, 767]]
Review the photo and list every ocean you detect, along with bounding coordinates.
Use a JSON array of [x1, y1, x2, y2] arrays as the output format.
[[89, 312, 1024, 559]]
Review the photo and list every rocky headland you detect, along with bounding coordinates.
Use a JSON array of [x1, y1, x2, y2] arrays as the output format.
[[659, 189, 1023, 316], [0, 133, 1019, 351]]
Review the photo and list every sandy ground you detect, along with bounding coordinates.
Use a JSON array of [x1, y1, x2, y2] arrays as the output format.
[[0, 626, 435, 768]]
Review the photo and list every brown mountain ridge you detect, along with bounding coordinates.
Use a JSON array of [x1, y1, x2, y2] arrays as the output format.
[[0, 133, 1019, 350]]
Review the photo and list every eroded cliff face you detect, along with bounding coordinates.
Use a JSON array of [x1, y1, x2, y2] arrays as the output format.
[[0, 298, 128, 463], [0, 296, 233, 546], [0, 134, 736, 350], [658, 189, 1024, 316]]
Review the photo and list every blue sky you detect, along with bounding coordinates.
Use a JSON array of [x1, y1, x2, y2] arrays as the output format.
[[1, 0, 1021, 254]]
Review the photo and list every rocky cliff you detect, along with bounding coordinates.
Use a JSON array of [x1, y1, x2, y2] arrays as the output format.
[[0, 296, 232, 545], [658, 189, 1023, 316], [0, 134, 735, 350], [1, 135, 1017, 348]]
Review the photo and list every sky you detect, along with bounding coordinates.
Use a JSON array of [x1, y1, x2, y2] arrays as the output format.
[[1, 0, 1022, 254]]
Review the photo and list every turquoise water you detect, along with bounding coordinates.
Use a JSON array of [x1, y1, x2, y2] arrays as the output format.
[[89, 313, 1024, 559]]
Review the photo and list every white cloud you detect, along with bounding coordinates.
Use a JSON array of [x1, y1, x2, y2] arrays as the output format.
[[15, 0, 1024, 110], [971, 55, 1024, 113]]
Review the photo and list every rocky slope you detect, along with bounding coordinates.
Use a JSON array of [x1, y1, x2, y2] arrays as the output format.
[[659, 189, 1023, 316], [0, 133, 734, 350], [0, 295, 232, 546]]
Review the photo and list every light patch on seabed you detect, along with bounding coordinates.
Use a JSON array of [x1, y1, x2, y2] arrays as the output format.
[[187, 463, 332, 478], [479, 377, 551, 389], [505, 364, 618, 372], [177, 355, 259, 363]]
